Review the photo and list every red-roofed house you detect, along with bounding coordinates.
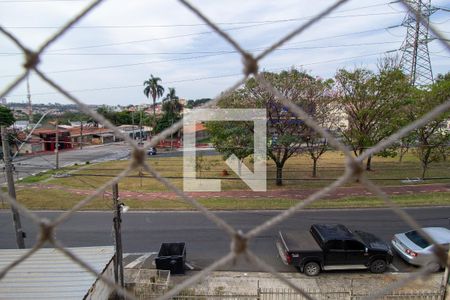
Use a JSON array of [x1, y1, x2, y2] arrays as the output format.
[[68, 127, 115, 147], [33, 129, 72, 151], [16, 131, 45, 155]]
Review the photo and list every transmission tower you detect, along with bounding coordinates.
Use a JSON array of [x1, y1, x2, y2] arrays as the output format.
[[400, 0, 436, 86], [26, 74, 32, 123]]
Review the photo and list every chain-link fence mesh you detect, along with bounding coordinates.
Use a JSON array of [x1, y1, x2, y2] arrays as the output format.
[[0, 0, 449, 299]]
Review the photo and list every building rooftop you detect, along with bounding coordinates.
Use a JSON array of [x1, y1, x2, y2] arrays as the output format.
[[184, 123, 207, 134], [0, 246, 114, 300]]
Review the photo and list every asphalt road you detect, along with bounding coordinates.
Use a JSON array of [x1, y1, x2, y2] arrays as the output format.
[[0, 143, 131, 185], [1, 207, 449, 273], [1, 143, 218, 185]]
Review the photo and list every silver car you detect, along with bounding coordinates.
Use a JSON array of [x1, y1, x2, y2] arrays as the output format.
[[391, 227, 450, 271]]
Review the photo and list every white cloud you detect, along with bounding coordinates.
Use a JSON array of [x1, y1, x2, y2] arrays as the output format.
[[0, 0, 449, 105]]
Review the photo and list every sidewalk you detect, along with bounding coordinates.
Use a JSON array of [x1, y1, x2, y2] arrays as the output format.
[[126, 269, 446, 299], [123, 252, 447, 298], [19, 183, 450, 201], [177, 271, 444, 296], [13, 141, 129, 162]]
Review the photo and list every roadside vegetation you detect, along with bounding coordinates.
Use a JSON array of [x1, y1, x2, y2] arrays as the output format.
[[3, 189, 448, 211], [20, 152, 450, 192], [207, 66, 450, 185], [4, 67, 450, 211], [6, 151, 449, 211]]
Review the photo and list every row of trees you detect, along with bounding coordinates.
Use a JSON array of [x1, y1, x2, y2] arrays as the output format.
[[98, 75, 213, 134], [95, 75, 181, 132], [207, 61, 450, 185]]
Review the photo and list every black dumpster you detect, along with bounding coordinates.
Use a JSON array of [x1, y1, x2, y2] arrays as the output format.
[[155, 242, 186, 275]]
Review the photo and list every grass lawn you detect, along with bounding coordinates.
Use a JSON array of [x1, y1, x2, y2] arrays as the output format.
[[2, 189, 107, 210], [7, 151, 448, 211], [21, 151, 450, 192], [2, 188, 449, 211]]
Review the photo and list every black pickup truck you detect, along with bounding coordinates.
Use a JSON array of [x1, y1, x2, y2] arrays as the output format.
[[277, 224, 393, 276]]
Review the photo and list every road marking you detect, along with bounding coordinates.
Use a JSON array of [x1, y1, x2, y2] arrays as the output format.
[[185, 262, 194, 270], [124, 252, 156, 269]]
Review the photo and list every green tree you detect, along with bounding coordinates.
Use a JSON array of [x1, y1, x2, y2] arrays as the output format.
[[206, 92, 253, 176], [0, 106, 15, 127], [96, 106, 115, 123], [299, 76, 336, 177], [143, 75, 165, 125], [58, 111, 92, 125], [96, 106, 134, 126], [186, 98, 211, 109], [334, 62, 411, 170], [162, 87, 182, 118], [410, 74, 450, 178], [210, 69, 320, 186], [164, 87, 178, 102], [155, 88, 183, 133]]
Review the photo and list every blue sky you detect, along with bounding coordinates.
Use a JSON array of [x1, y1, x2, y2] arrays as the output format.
[[0, 0, 449, 105]]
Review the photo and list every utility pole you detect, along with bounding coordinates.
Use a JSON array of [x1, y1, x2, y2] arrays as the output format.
[[112, 183, 124, 291], [26, 74, 32, 124], [400, 0, 436, 86], [55, 120, 59, 169], [1, 126, 26, 249], [170, 118, 174, 150], [139, 109, 143, 145], [131, 111, 135, 140], [80, 120, 83, 150]]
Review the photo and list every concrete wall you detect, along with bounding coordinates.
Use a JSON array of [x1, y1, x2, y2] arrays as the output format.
[[84, 259, 115, 300]]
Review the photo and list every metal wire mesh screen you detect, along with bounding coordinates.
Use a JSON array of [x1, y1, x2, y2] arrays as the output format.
[[0, 1, 449, 300]]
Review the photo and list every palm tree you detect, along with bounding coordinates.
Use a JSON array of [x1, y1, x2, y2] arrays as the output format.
[[162, 87, 182, 149], [162, 87, 182, 116], [163, 87, 179, 102], [143, 75, 165, 121]]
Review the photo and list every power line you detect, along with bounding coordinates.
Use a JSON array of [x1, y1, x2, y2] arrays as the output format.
[[3, 10, 402, 30], [430, 18, 450, 24], [0, 12, 403, 54], [5, 50, 388, 98], [0, 29, 399, 78], [0, 53, 230, 77], [0, 41, 401, 56]]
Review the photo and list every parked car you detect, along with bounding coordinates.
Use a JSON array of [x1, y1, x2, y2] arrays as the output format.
[[277, 224, 393, 276], [391, 227, 450, 271], [147, 147, 157, 156]]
